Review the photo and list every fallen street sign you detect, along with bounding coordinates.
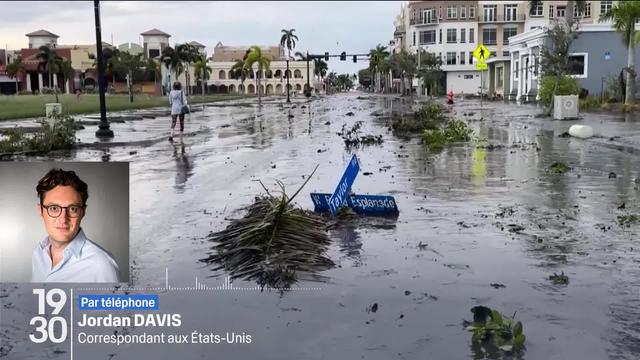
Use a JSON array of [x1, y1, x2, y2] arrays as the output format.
[[311, 193, 399, 216], [327, 154, 360, 216]]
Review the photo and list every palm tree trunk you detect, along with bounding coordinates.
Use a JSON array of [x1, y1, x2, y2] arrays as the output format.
[[15, 78, 19, 94], [626, 39, 635, 105], [201, 68, 205, 95]]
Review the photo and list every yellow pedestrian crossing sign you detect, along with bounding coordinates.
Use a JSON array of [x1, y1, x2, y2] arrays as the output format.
[[473, 44, 489, 63]]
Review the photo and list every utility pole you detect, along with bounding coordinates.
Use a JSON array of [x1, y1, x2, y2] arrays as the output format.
[[94, 0, 113, 138]]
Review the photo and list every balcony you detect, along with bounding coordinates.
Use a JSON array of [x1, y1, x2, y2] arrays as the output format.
[[410, 17, 439, 26], [479, 14, 526, 23]]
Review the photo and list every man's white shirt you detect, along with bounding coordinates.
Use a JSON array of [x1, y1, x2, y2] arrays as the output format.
[[32, 228, 120, 283]]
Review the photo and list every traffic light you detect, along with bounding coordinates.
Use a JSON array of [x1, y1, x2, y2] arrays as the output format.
[[340, 51, 346, 61], [352, 55, 357, 63], [325, 52, 329, 61]]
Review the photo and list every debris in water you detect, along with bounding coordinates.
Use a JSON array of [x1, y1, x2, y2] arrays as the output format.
[[549, 162, 569, 174], [549, 272, 569, 285], [367, 303, 379, 313], [490, 283, 506, 289], [608, 172, 617, 179], [345, 112, 355, 116]]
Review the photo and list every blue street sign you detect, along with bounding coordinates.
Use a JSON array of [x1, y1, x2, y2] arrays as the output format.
[[328, 154, 360, 215], [311, 193, 399, 216]]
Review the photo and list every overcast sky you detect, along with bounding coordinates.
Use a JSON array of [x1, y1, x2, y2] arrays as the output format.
[[0, 1, 401, 75]]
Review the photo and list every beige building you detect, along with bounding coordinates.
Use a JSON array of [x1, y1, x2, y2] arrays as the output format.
[[207, 42, 317, 95]]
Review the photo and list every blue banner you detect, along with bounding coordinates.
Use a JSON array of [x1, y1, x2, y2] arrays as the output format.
[[328, 155, 360, 215], [78, 294, 159, 311], [311, 193, 399, 215]]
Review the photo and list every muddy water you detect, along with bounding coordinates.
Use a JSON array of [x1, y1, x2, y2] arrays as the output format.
[[1, 94, 639, 359]]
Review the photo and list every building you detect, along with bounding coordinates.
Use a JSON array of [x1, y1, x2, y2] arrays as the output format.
[[141, 28, 170, 59], [207, 42, 316, 95], [504, 1, 620, 101]]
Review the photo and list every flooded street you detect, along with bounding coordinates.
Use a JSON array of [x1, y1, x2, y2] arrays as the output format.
[[2, 93, 640, 359]]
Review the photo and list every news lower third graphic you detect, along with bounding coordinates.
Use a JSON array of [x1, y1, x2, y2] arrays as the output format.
[[23, 269, 323, 359]]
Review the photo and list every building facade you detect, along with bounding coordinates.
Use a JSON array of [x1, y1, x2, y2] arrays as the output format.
[[207, 42, 316, 95], [503, 1, 620, 101]]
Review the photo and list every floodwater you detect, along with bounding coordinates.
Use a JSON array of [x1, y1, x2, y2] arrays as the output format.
[[1, 93, 639, 359]]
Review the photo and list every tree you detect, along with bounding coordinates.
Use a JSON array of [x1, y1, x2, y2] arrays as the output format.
[[368, 44, 390, 93], [231, 59, 250, 88], [176, 43, 200, 95], [539, 17, 580, 115], [117, 52, 144, 102], [326, 71, 338, 93], [5, 57, 24, 94], [36, 45, 63, 102], [280, 28, 298, 102], [145, 58, 161, 87], [313, 58, 328, 81], [59, 59, 75, 95], [600, 1, 640, 105], [389, 50, 416, 95], [245, 46, 271, 105], [416, 50, 444, 97], [357, 68, 372, 89], [193, 55, 212, 95], [161, 46, 184, 93]]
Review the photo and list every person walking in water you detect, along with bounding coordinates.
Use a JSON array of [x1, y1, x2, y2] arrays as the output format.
[[169, 81, 188, 142]]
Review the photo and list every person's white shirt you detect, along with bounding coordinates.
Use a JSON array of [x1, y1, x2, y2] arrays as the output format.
[[32, 228, 120, 283]]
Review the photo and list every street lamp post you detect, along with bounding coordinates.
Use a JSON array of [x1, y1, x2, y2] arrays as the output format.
[[305, 50, 311, 97], [93, 0, 113, 138]]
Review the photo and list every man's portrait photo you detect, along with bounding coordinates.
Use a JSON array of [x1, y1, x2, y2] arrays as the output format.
[[0, 162, 129, 283]]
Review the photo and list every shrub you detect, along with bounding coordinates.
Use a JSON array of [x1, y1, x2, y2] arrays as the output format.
[[579, 96, 601, 110], [392, 102, 446, 133], [422, 119, 473, 151], [604, 75, 622, 103], [578, 88, 588, 99], [539, 75, 580, 107], [0, 113, 77, 154]]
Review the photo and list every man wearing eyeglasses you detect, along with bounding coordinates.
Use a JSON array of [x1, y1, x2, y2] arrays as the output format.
[[32, 168, 120, 283]]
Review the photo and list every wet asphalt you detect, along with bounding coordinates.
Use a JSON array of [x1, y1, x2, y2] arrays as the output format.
[[1, 93, 639, 360]]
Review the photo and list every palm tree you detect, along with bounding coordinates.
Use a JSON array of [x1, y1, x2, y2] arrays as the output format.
[[36, 45, 63, 102], [176, 43, 200, 95], [59, 59, 75, 95], [193, 55, 212, 95], [117, 52, 145, 102], [230, 59, 250, 93], [600, 1, 640, 105], [280, 28, 298, 102], [161, 46, 184, 94], [5, 57, 24, 94], [313, 58, 328, 85], [368, 44, 390, 93], [326, 71, 338, 93], [245, 46, 271, 105]]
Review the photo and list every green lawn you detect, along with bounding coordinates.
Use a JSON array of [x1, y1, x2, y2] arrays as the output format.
[[0, 94, 248, 121]]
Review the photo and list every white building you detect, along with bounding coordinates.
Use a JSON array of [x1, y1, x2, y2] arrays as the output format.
[[206, 42, 317, 95]]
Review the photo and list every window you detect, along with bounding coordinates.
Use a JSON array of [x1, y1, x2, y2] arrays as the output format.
[[446, 52, 457, 65], [438, 52, 441, 62], [419, 30, 436, 45], [422, 9, 435, 24], [533, 56, 539, 77], [482, 28, 497, 45], [601, 0, 612, 15], [469, 6, 475, 19], [556, 6, 566, 18], [460, 51, 466, 65], [549, 5, 554, 18], [585, 2, 591, 17], [464, 74, 474, 79], [530, 2, 543, 16], [461, 28, 466, 43], [469, 51, 474, 64], [438, 7, 441, 19], [514, 61, 519, 79], [470, 28, 475, 43], [568, 53, 587, 77], [504, 4, 517, 21], [447, 5, 457, 19], [503, 27, 518, 44], [503, 50, 510, 56], [439, 29, 442, 44], [483, 5, 497, 22], [497, 67, 504, 87], [413, 32, 416, 46], [149, 49, 160, 58], [447, 29, 457, 43], [461, 6, 467, 18]]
